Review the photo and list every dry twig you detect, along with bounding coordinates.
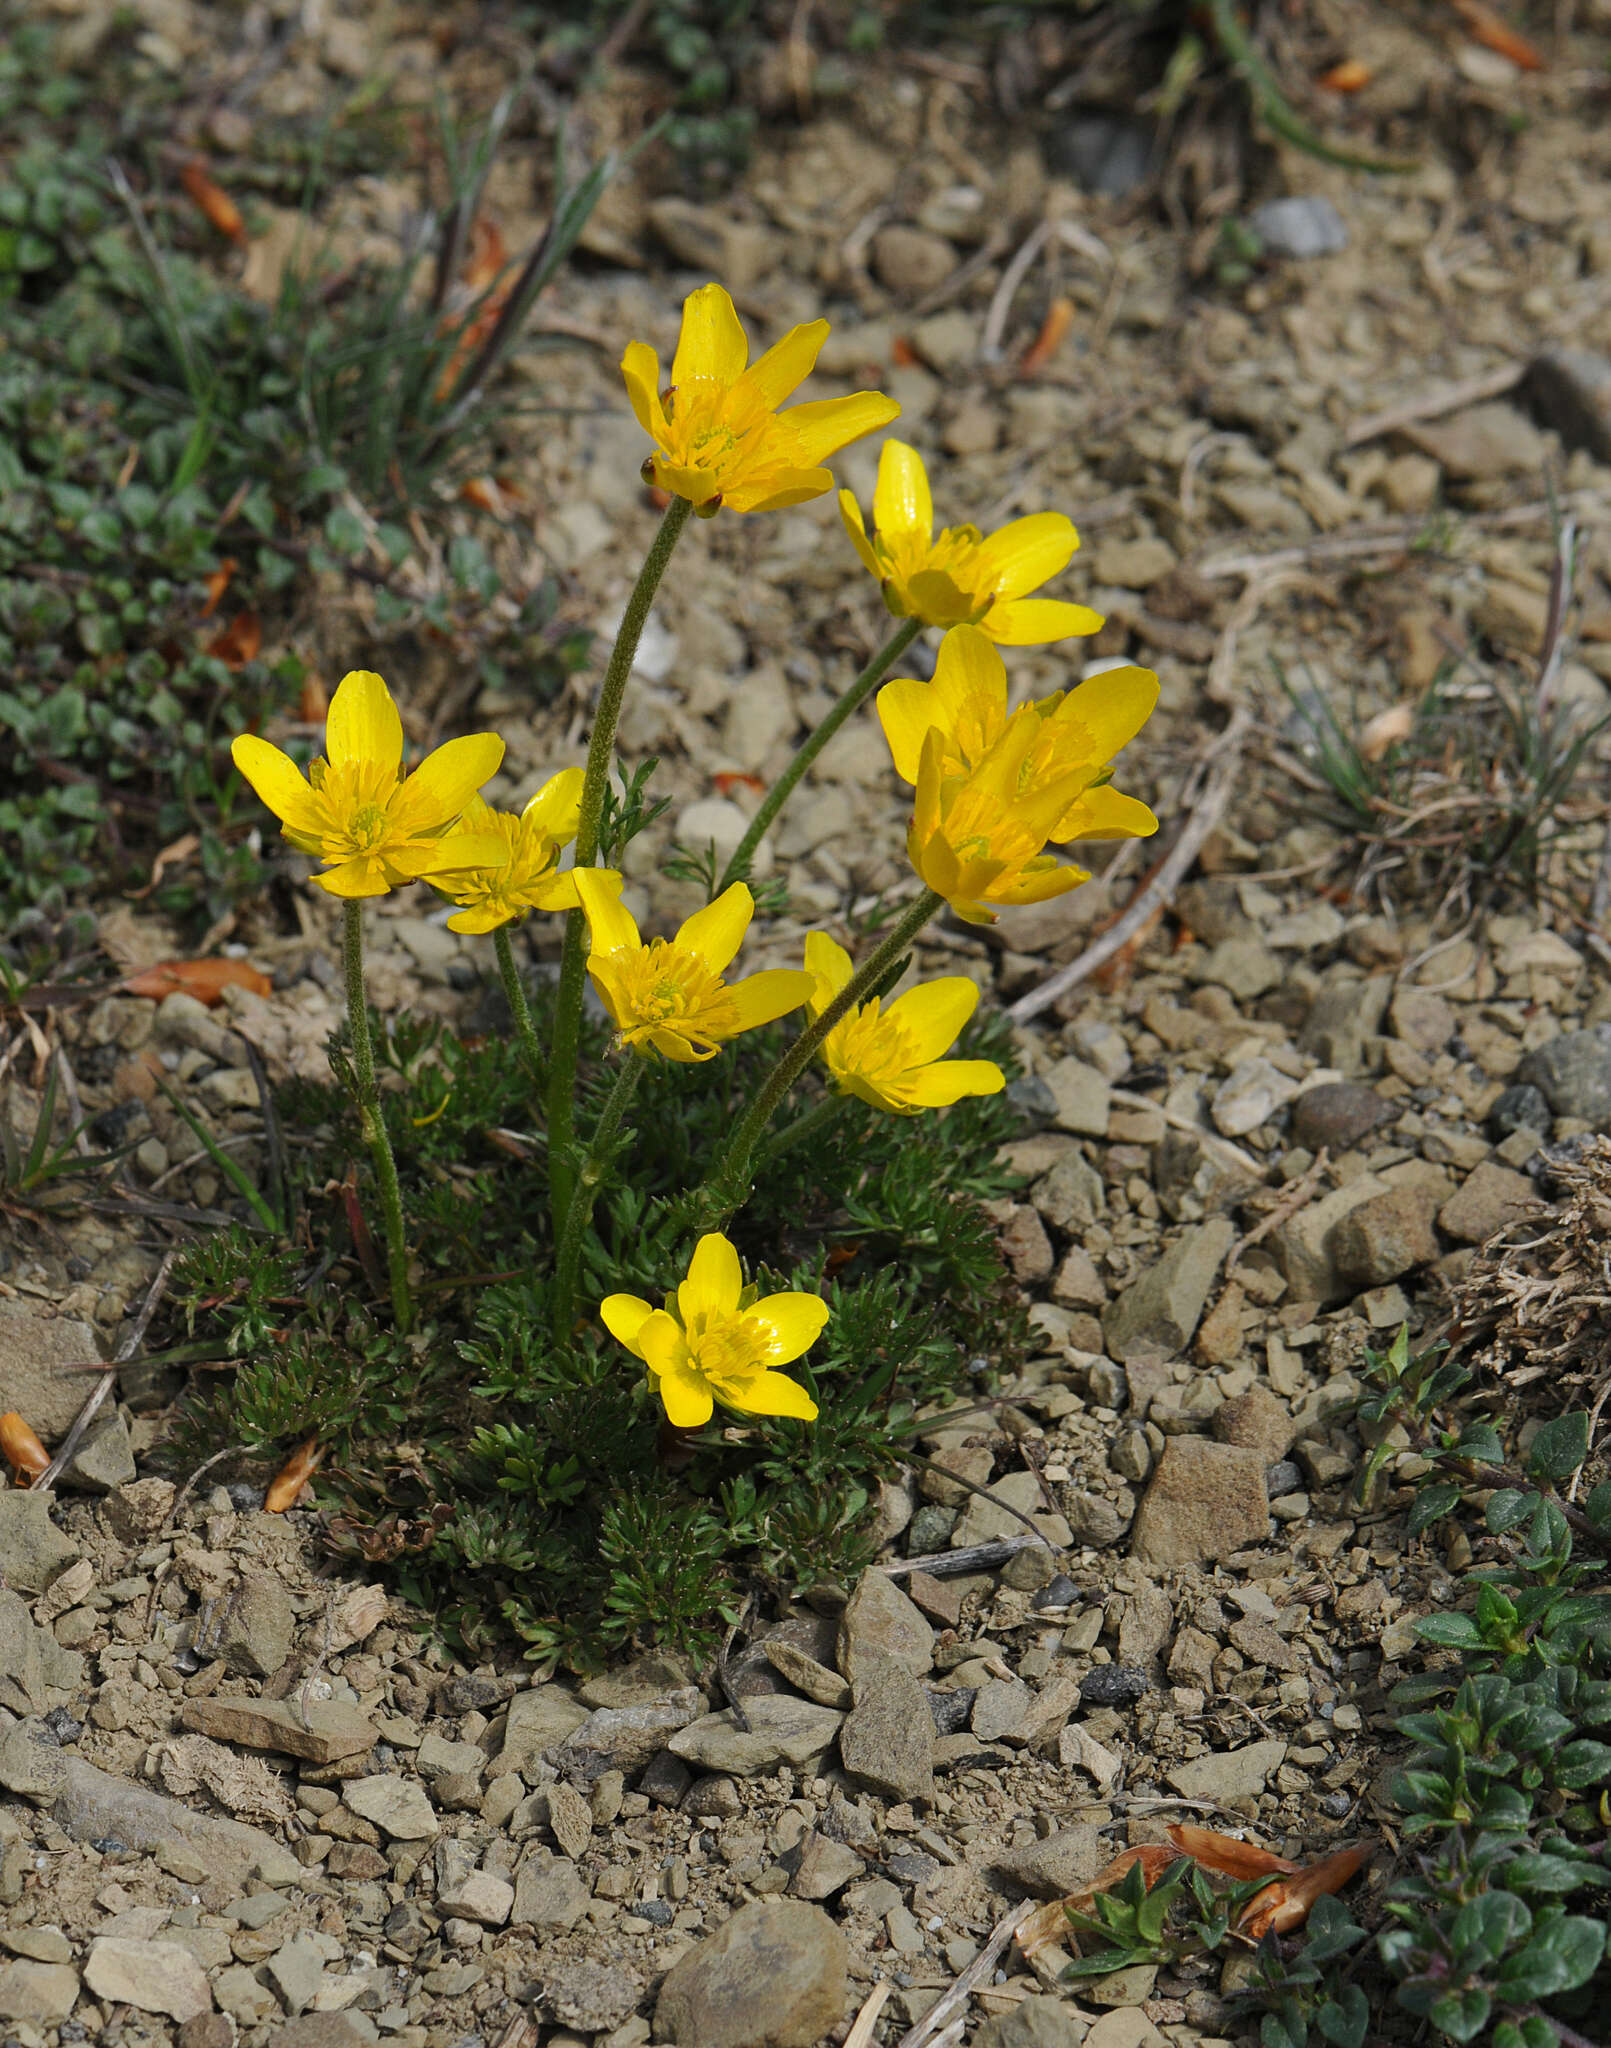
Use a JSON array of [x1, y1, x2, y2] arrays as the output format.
[[1341, 360, 1525, 447], [893, 1900, 1035, 2048], [34, 1248, 177, 1491]]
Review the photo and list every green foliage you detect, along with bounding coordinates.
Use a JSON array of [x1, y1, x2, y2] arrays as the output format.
[[170, 983, 1028, 1668], [1061, 1854, 1281, 1980]]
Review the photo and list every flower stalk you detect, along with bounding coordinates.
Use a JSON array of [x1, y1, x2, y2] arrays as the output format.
[[342, 901, 413, 1334], [691, 886, 944, 1230], [493, 924, 544, 1083], [548, 494, 693, 1227], [715, 614, 924, 894], [551, 1053, 645, 1340]]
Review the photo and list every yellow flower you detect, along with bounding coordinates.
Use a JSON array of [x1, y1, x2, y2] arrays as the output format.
[[621, 283, 900, 516], [878, 624, 1161, 845], [427, 770, 586, 934], [602, 1232, 824, 1427], [231, 670, 504, 899], [840, 439, 1104, 643], [573, 871, 814, 1062], [803, 932, 1004, 1115]]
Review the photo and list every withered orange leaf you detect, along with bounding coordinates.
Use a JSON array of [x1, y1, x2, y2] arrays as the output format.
[[1319, 59, 1372, 91], [0, 1411, 50, 1482], [298, 672, 330, 723], [1166, 1824, 1300, 1881], [266, 1437, 325, 1513], [891, 335, 920, 369], [180, 159, 247, 246], [459, 475, 503, 513], [1237, 1841, 1375, 1939], [713, 771, 766, 797], [1450, 0, 1544, 69], [1016, 1844, 1179, 1960], [123, 957, 272, 1005], [207, 611, 262, 669], [199, 558, 238, 619], [1019, 297, 1075, 378], [435, 215, 512, 401]]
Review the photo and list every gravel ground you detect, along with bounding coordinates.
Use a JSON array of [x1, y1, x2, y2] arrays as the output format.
[[5, 2, 1611, 2044]]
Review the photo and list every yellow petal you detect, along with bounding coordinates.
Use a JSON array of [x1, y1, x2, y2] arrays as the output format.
[[620, 341, 667, 439], [526, 870, 583, 912], [743, 319, 828, 409], [723, 467, 836, 515], [726, 1369, 818, 1422], [672, 283, 749, 389], [990, 858, 1090, 907], [314, 856, 391, 898], [680, 1233, 743, 1321], [656, 1359, 715, 1428], [675, 883, 753, 975], [873, 439, 932, 543], [838, 490, 883, 580], [443, 903, 511, 934], [645, 1026, 709, 1062], [521, 765, 585, 843], [399, 732, 506, 833], [974, 512, 1079, 601], [574, 868, 637, 955], [601, 1293, 656, 1359], [896, 1059, 1006, 1107], [647, 454, 724, 509], [586, 956, 632, 1032], [727, 969, 815, 1031], [1059, 663, 1161, 757], [326, 670, 403, 774], [876, 678, 939, 786], [781, 391, 902, 469], [231, 735, 320, 834], [1054, 784, 1159, 844], [984, 597, 1105, 645], [884, 976, 980, 1064], [803, 931, 852, 1017], [745, 1292, 829, 1365]]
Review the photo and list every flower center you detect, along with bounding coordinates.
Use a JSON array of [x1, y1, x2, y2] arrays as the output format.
[[613, 941, 738, 1044], [831, 1001, 917, 1085], [686, 1310, 763, 1392], [880, 522, 993, 623]]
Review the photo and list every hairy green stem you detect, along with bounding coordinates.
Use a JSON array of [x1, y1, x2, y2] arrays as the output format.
[[691, 887, 944, 1231], [548, 494, 693, 1229], [343, 901, 413, 1334], [716, 615, 924, 895], [493, 923, 544, 1084], [758, 1091, 850, 1169], [551, 1053, 644, 1340]]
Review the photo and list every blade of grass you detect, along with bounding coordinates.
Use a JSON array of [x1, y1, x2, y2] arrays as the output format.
[[154, 1072, 280, 1231]]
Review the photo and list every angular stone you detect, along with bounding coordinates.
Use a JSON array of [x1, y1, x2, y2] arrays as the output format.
[[992, 1825, 1107, 1899], [837, 1569, 934, 1683], [0, 1959, 80, 2023], [763, 1641, 851, 1709], [971, 1678, 1034, 1742], [180, 1696, 378, 1765], [84, 1938, 212, 2022], [1297, 979, 1392, 1076], [0, 1592, 84, 1715], [61, 1410, 136, 1492], [436, 1869, 514, 1927], [1166, 1737, 1287, 1802], [546, 1778, 593, 1860], [1289, 1081, 1396, 1152], [1044, 1058, 1111, 1138], [266, 1934, 325, 2017], [414, 1731, 485, 1783], [668, 1697, 844, 1779], [511, 1853, 589, 1934], [1518, 1025, 1611, 1127], [1103, 1221, 1236, 1363], [1211, 1058, 1299, 1137], [1438, 1162, 1544, 1245], [1405, 402, 1549, 479], [548, 1688, 703, 1783], [1130, 1439, 1270, 1568], [976, 1995, 1094, 2048], [1269, 1175, 1391, 1304], [1527, 346, 1611, 463], [496, 1683, 588, 1773], [655, 1901, 847, 2048], [839, 1659, 935, 1806], [0, 1490, 79, 1595], [216, 1571, 295, 1677], [1052, 1246, 1106, 1309], [543, 1958, 644, 2034], [1330, 1185, 1442, 1288], [1213, 1387, 1293, 1461], [788, 1829, 865, 1901], [1251, 194, 1348, 258], [1000, 1206, 1056, 1285], [0, 1305, 103, 1441], [343, 1773, 437, 1841], [952, 1468, 1070, 1550]]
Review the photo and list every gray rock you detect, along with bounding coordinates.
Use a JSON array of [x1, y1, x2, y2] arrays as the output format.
[[0, 1959, 80, 2023], [496, 1683, 588, 1773], [992, 1825, 1108, 1899], [1289, 1080, 1396, 1152], [654, 1901, 847, 2048], [545, 1777, 593, 1859], [1044, 1057, 1111, 1138], [548, 1688, 703, 1783], [1331, 1185, 1442, 1288], [414, 1731, 485, 1784], [216, 1572, 294, 1677], [1269, 1175, 1392, 1304], [1103, 1221, 1236, 1363], [511, 1852, 589, 1934], [1129, 1438, 1270, 1567], [1049, 113, 1155, 198], [1032, 1152, 1107, 1233], [343, 1774, 438, 1841], [84, 1937, 212, 2022], [872, 224, 957, 297], [1197, 938, 1282, 1001], [1061, 1491, 1128, 1548], [1438, 1161, 1544, 1244], [0, 1304, 103, 1441], [276, 2019, 376, 2048], [971, 1678, 1034, 1742], [0, 1591, 84, 1715], [839, 1658, 936, 1805], [668, 1696, 844, 1778], [1527, 346, 1611, 463], [1250, 195, 1348, 258], [1166, 1738, 1287, 1802], [1490, 1083, 1552, 1138], [1212, 1058, 1299, 1137], [763, 1640, 851, 1708], [952, 1468, 1070, 1549], [1519, 1025, 1611, 1128], [542, 1957, 643, 2034], [266, 1934, 326, 2017], [59, 1409, 136, 1492], [907, 1503, 959, 1552], [1154, 1129, 1256, 1224], [102, 1476, 177, 1542], [975, 1995, 1090, 2048], [1298, 979, 1392, 1076], [0, 1490, 79, 1595], [788, 1829, 865, 1901], [180, 1696, 377, 1766], [1080, 1666, 1150, 1708], [837, 1569, 934, 1684]]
